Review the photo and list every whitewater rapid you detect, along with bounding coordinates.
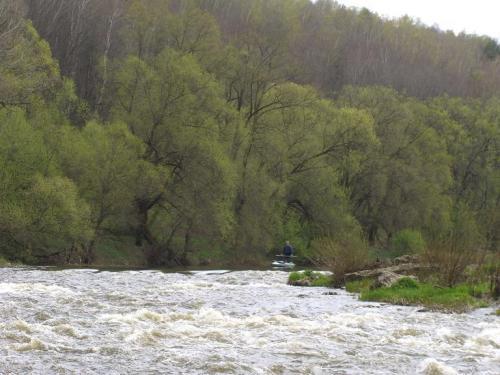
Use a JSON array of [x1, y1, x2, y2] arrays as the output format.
[[0, 268, 498, 374]]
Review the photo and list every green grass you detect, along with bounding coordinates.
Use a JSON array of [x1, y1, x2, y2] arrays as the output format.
[[345, 278, 375, 293], [288, 271, 304, 282], [359, 278, 490, 312], [288, 270, 333, 287], [0, 256, 11, 266]]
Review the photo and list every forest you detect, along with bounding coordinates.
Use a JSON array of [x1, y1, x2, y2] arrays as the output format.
[[0, 0, 498, 273]]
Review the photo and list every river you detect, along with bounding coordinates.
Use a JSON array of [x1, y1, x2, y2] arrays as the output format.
[[0, 268, 498, 374]]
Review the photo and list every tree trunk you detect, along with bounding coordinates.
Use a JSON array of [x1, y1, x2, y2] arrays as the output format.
[[83, 239, 95, 264], [135, 201, 154, 246], [180, 220, 193, 266]]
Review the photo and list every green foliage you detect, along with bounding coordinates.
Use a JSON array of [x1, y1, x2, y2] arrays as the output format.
[[60, 121, 144, 227], [310, 274, 333, 287], [288, 271, 304, 283], [390, 229, 426, 257], [281, 211, 310, 259], [0, 19, 61, 106], [0, 108, 91, 261], [345, 279, 374, 293], [423, 203, 487, 286], [392, 277, 419, 289], [0, 0, 498, 268], [288, 270, 332, 287], [483, 37, 500, 60], [338, 86, 453, 245], [360, 282, 489, 312], [0, 256, 10, 266], [23, 175, 91, 250], [93, 237, 145, 267], [310, 232, 371, 286]]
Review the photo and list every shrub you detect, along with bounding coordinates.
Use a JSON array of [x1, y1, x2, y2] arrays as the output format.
[[288, 271, 303, 282], [392, 277, 419, 289], [310, 273, 333, 287], [287, 270, 332, 287], [391, 229, 426, 256], [422, 204, 486, 287], [481, 256, 499, 299], [310, 233, 371, 286], [345, 279, 374, 293]]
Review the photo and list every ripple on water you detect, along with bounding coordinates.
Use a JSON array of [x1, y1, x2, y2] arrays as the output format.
[[417, 358, 458, 375], [13, 338, 48, 352], [0, 282, 76, 296], [0, 268, 498, 374]]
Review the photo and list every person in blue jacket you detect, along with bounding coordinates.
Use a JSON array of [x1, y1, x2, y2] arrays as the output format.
[[283, 240, 293, 262]]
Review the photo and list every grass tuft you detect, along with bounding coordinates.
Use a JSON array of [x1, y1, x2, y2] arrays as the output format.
[[345, 278, 374, 293], [359, 281, 490, 312], [288, 270, 332, 287]]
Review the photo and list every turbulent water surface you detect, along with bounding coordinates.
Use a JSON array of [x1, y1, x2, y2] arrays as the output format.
[[0, 268, 498, 374]]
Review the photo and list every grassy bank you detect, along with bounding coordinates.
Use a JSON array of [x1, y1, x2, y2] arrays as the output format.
[[288, 270, 333, 287], [346, 277, 490, 312]]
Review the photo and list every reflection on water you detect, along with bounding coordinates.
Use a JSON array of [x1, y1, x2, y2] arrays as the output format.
[[0, 268, 498, 374]]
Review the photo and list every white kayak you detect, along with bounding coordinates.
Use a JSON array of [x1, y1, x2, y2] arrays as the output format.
[[271, 260, 295, 269], [188, 270, 231, 275]]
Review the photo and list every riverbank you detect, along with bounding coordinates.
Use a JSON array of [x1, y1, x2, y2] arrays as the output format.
[[0, 236, 275, 269], [346, 278, 492, 313], [288, 270, 497, 313]]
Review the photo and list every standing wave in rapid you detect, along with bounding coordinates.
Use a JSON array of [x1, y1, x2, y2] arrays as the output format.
[[0, 268, 498, 374]]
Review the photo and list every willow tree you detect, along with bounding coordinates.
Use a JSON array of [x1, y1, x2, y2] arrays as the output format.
[[227, 82, 378, 259], [0, 109, 91, 262], [110, 48, 237, 264], [338, 86, 452, 245], [57, 121, 147, 263], [430, 96, 500, 250]]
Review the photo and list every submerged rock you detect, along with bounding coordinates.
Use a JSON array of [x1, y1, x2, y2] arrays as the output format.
[[322, 291, 338, 296]]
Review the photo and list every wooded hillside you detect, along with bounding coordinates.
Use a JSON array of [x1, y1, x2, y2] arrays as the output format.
[[0, 0, 498, 266]]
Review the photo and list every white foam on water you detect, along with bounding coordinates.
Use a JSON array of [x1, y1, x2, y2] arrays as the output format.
[[124, 328, 166, 345], [1, 268, 499, 374], [416, 358, 458, 375], [53, 324, 80, 338], [472, 327, 500, 348], [392, 327, 424, 339], [0, 282, 76, 296], [463, 326, 500, 360], [100, 309, 165, 324], [10, 320, 33, 334], [13, 338, 48, 352]]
